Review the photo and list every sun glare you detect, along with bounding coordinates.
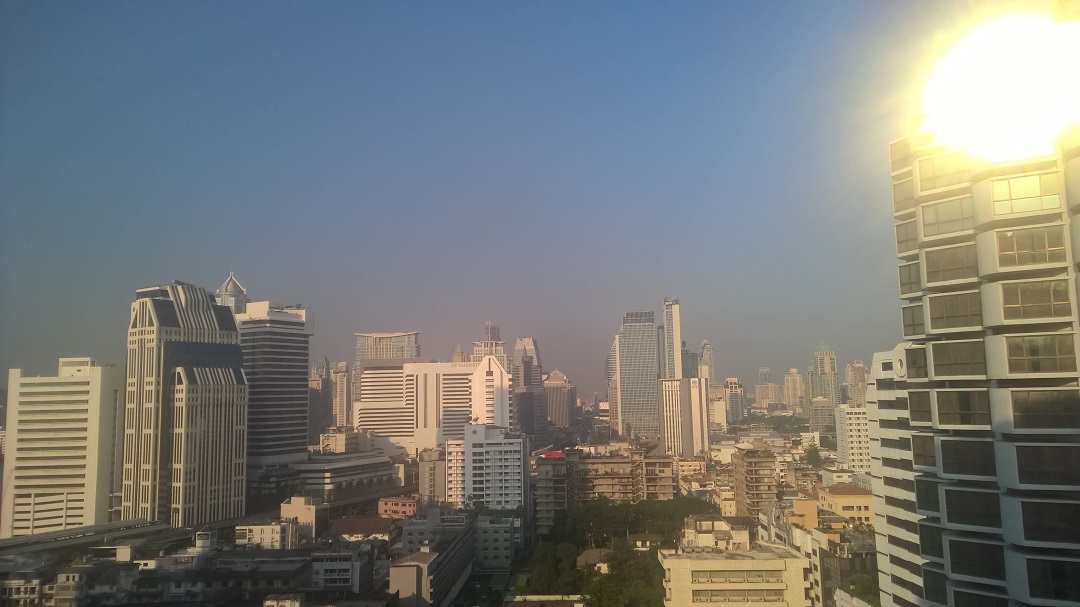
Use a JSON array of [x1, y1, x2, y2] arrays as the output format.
[[922, 14, 1080, 162]]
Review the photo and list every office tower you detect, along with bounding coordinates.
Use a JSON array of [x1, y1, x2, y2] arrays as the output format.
[[610, 312, 660, 437], [732, 439, 776, 518], [471, 323, 509, 368], [809, 397, 834, 434], [681, 344, 699, 379], [708, 392, 728, 430], [835, 404, 870, 473], [865, 346, 924, 607], [445, 424, 528, 510], [758, 367, 771, 385], [782, 369, 802, 407], [754, 383, 782, 407], [809, 344, 840, 406], [331, 362, 350, 428], [121, 281, 247, 527], [216, 272, 247, 314], [511, 337, 547, 436], [234, 300, 311, 466], [354, 332, 421, 393], [874, 97, 1080, 604], [844, 360, 870, 406], [659, 377, 709, 458], [308, 357, 333, 443], [723, 377, 745, 425], [543, 369, 575, 428], [662, 298, 683, 379], [606, 340, 621, 434], [698, 341, 715, 387], [2, 358, 122, 538]]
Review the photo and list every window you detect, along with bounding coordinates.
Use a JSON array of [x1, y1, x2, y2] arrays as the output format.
[[911, 388, 928, 419], [890, 138, 912, 173], [936, 391, 990, 426], [1006, 334, 1076, 374], [899, 262, 921, 296], [923, 196, 975, 236], [949, 539, 1005, 580], [924, 244, 977, 283], [911, 435, 936, 467], [907, 349, 928, 379], [928, 291, 982, 330], [997, 225, 1066, 267], [1022, 501, 1080, 543], [1002, 280, 1071, 320], [894, 178, 916, 213], [1012, 390, 1080, 429], [953, 591, 1008, 607], [1016, 445, 1080, 485], [992, 173, 1060, 215], [944, 489, 1000, 527], [902, 304, 925, 337], [1027, 559, 1080, 602], [931, 341, 986, 376], [940, 439, 996, 476], [896, 220, 918, 254], [919, 523, 944, 557], [919, 151, 970, 191], [923, 568, 949, 605]]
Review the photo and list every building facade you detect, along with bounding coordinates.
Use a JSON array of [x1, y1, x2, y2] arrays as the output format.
[[611, 311, 660, 437], [444, 424, 528, 510], [835, 404, 871, 473]]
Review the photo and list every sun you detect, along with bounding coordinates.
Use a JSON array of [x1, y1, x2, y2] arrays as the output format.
[[921, 14, 1080, 162]]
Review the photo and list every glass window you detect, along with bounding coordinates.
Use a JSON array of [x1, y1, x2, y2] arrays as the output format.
[[1027, 559, 1080, 603], [1022, 501, 1080, 543], [909, 391, 932, 422], [896, 220, 918, 255], [940, 439, 996, 476], [1012, 390, 1080, 429], [902, 304, 925, 337], [992, 173, 1060, 215], [890, 138, 912, 173], [1002, 280, 1071, 320], [923, 196, 975, 237], [907, 349, 928, 379], [936, 391, 990, 426], [1006, 334, 1076, 374], [919, 522, 944, 557], [894, 178, 916, 213], [948, 539, 1005, 580], [997, 225, 1066, 267], [923, 568, 949, 605], [899, 262, 921, 296], [918, 151, 971, 191], [931, 341, 986, 376], [928, 292, 982, 330], [944, 489, 1001, 527], [925, 244, 977, 283], [1016, 445, 1080, 485], [953, 592, 1008, 607], [911, 435, 936, 467]]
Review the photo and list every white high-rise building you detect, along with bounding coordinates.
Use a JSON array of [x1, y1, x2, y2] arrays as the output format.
[[611, 311, 660, 437], [659, 377, 709, 458], [354, 331, 420, 394], [809, 344, 840, 407], [844, 360, 870, 407], [662, 298, 683, 380], [235, 300, 311, 466], [835, 404, 870, 473], [2, 358, 123, 538], [783, 368, 803, 408], [331, 362, 350, 428], [121, 282, 247, 527], [698, 341, 715, 387], [445, 424, 528, 510]]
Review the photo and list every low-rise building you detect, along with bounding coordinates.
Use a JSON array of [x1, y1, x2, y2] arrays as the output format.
[[815, 483, 873, 525], [390, 524, 474, 607], [658, 544, 810, 607], [280, 495, 330, 544], [378, 494, 421, 519], [564, 448, 676, 503], [293, 452, 399, 503], [535, 452, 568, 536], [680, 515, 751, 550], [474, 516, 521, 573], [328, 517, 400, 544], [235, 522, 298, 550]]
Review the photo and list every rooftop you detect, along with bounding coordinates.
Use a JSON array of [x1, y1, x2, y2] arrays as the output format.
[[660, 544, 800, 561]]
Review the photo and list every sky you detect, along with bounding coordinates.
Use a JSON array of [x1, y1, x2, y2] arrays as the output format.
[[0, 1, 1033, 397]]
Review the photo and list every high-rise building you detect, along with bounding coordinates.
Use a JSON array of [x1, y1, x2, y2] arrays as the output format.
[[809, 344, 840, 407], [835, 404, 870, 473], [121, 281, 247, 527], [511, 337, 546, 437], [809, 396, 834, 434], [2, 358, 123, 538], [331, 362, 350, 428], [354, 332, 420, 393], [215, 272, 247, 314], [732, 439, 776, 518], [870, 82, 1080, 605], [611, 312, 660, 437], [606, 339, 621, 434], [758, 367, 771, 386], [844, 360, 870, 407], [783, 368, 803, 408], [698, 340, 715, 387], [308, 357, 333, 443], [445, 424, 528, 510], [471, 323, 509, 368], [662, 298, 683, 379], [659, 377, 709, 458], [723, 377, 745, 426], [543, 369, 575, 428], [235, 300, 312, 466]]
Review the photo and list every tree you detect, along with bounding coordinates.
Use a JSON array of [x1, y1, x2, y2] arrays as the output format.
[[805, 445, 822, 469]]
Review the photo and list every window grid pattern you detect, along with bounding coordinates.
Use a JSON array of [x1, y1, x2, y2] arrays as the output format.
[[918, 152, 971, 191], [928, 292, 982, 330], [931, 341, 986, 377], [992, 173, 1060, 215], [1002, 280, 1071, 320], [997, 225, 1066, 267], [1006, 334, 1077, 374], [924, 244, 977, 284]]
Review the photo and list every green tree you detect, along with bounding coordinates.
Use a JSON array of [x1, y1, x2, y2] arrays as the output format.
[[805, 445, 823, 469]]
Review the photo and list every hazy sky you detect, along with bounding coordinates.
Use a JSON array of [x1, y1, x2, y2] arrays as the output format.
[[0, 1, 1025, 396]]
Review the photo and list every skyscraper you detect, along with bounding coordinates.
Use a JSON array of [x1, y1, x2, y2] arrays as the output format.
[[472, 323, 509, 368], [2, 358, 122, 538], [331, 362, 350, 428], [782, 368, 803, 409], [662, 298, 682, 379], [868, 78, 1080, 605], [511, 337, 546, 437], [722, 377, 745, 426], [698, 340, 715, 387], [844, 360, 870, 407], [543, 369, 575, 428], [611, 311, 660, 437], [835, 404, 870, 473], [121, 281, 247, 527], [234, 299, 312, 466], [445, 424, 528, 510], [354, 331, 420, 392], [809, 344, 840, 407], [659, 377, 709, 458]]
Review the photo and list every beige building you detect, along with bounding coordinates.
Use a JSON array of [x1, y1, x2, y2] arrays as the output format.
[[732, 440, 777, 518], [680, 515, 751, 550], [2, 358, 123, 538], [659, 544, 811, 607], [816, 483, 873, 525], [279, 495, 328, 544], [565, 448, 676, 502]]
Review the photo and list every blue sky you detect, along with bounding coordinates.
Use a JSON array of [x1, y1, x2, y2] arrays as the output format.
[[0, 1, 1019, 396]]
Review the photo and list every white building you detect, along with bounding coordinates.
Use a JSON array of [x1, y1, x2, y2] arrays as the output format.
[[331, 362, 350, 429], [234, 300, 311, 466], [659, 377, 709, 458], [835, 404, 870, 473], [661, 298, 683, 380], [658, 544, 810, 607], [783, 368, 804, 408], [445, 425, 528, 510], [121, 281, 248, 527], [235, 521, 297, 549], [2, 358, 123, 538]]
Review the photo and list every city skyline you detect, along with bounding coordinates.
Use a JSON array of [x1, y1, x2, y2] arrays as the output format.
[[0, 2, 1022, 396]]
